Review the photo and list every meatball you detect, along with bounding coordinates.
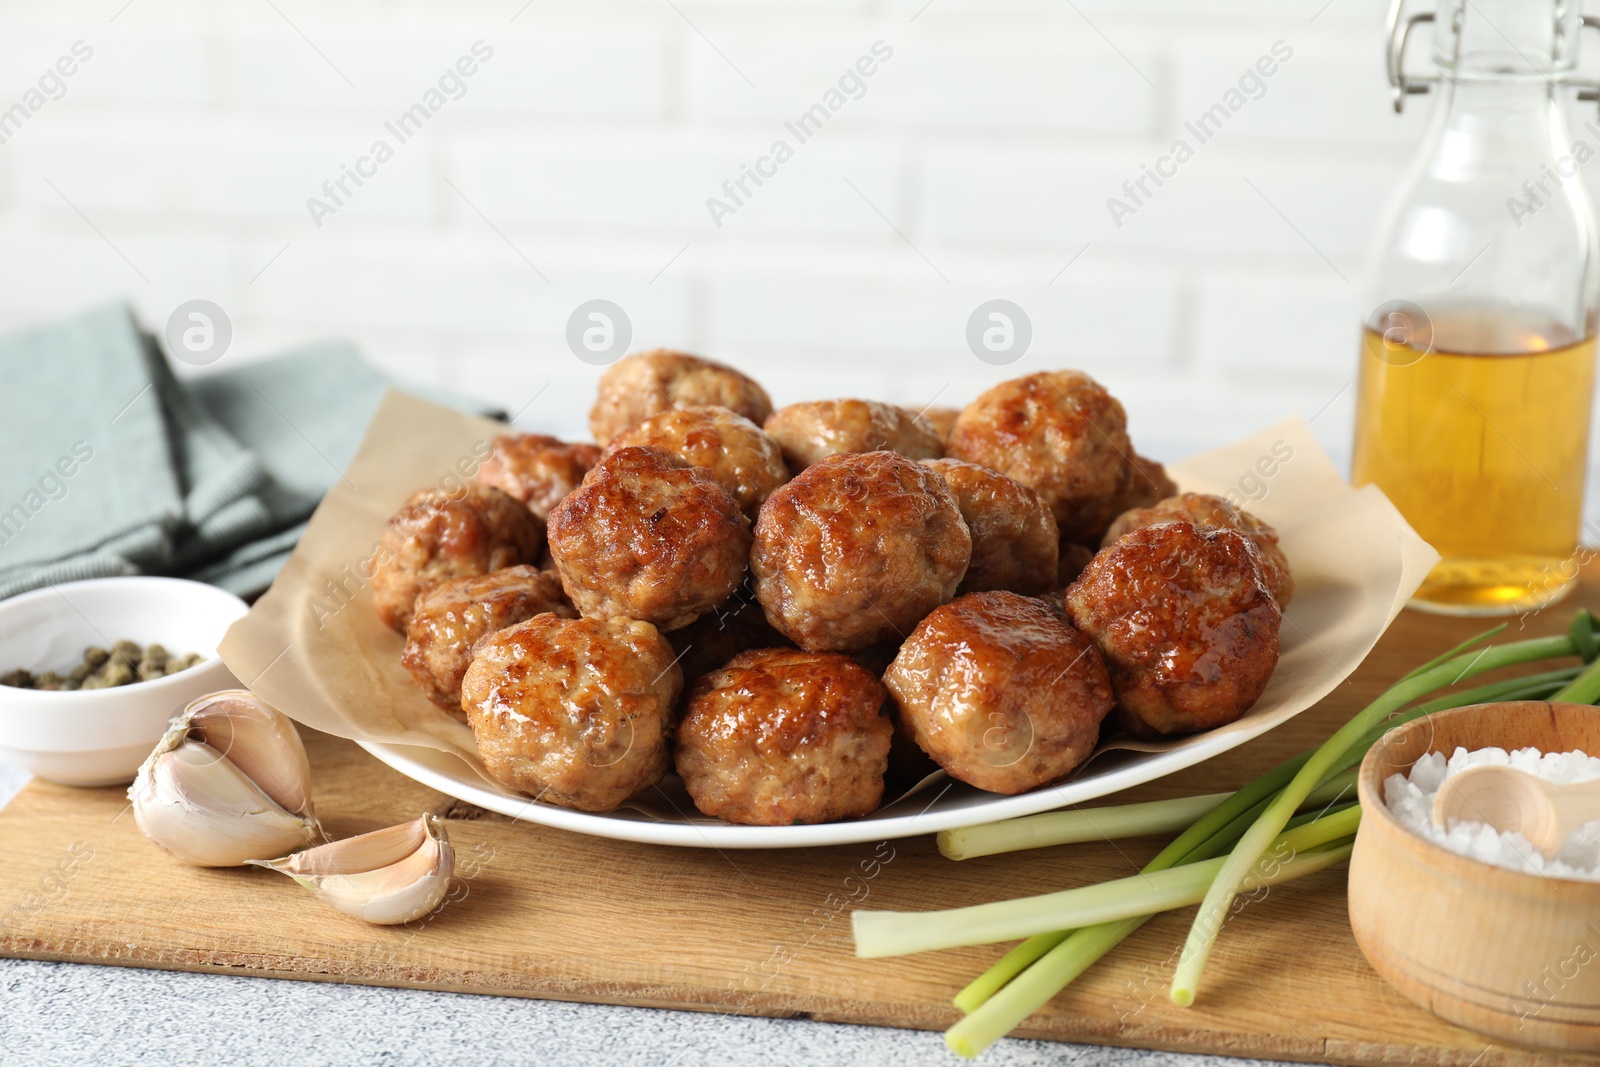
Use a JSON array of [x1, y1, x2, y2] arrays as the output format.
[[884, 591, 1114, 795], [675, 649, 893, 825], [1063, 452, 1178, 546], [751, 451, 971, 652], [923, 458, 1058, 596], [919, 406, 961, 444], [665, 590, 792, 683], [763, 399, 943, 472], [401, 566, 571, 718], [946, 371, 1131, 534], [608, 405, 789, 519], [371, 484, 544, 633], [476, 434, 602, 521], [1065, 522, 1281, 739], [546, 445, 751, 632], [1102, 492, 1293, 606], [460, 614, 682, 812], [589, 350, 773, 446]]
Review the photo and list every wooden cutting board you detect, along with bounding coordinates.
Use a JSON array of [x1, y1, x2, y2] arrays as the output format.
[[5, 577, 1600, 1067]]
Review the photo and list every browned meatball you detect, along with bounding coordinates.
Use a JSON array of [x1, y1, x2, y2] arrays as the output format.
[[884, 591, 1114, 794], [1102, 492, 1293, 606], [923, 458, 1058, 596], [546, 446, 751, 632], [608, 405, 789, 519], [763, 399, 944, 472], [1056, 542, 1096, 589], [665, 590, 792, 683], [920, 406, 961, 444], [1065, 522, 1281, 739], [947, 371, 1131, 536], [371, 484, 544, 633], [401, 566, 571, 718], [460, 614, 682, 812], [589, 350, 773, 446], [476, 434, 602, 521], [751, 451, 971, 652], [675, 649, 893, 825], [1062, 452, 1178, 545]]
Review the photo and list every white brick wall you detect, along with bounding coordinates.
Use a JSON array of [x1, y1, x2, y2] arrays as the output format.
[[0, 0, 1596, 528]]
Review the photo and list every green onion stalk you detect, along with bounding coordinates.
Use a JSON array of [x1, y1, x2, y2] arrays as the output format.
[[1169, 611, 1599, 1005], [936, 770, 1360, 863], [855, 806, 1361, 958], [867, 609, 1599, 1058]]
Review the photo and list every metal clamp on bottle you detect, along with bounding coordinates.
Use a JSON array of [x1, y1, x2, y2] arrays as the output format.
[[1385, 0, 1437, 112], [1387, 0, 1600, 113]]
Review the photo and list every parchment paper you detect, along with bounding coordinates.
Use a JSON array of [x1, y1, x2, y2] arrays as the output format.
[[219, 389, 1439, 818]]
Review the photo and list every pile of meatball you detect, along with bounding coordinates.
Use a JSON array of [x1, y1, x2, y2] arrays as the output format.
[[368, 350, 1293, 826]]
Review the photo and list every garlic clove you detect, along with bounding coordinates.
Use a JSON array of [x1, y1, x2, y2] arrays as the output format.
[[250, 814, 456, 926], [130, 741, 322, 867], [130, 689, 322, 867], [181, 690, 314, 818]]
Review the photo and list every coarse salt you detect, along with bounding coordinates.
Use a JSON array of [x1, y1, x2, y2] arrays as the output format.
[[1383, 745, 1600, 882]]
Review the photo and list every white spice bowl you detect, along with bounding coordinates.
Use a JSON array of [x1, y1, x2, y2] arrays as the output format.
[[1349, 701, 1600, 1053], [0, 577, 247, 787]]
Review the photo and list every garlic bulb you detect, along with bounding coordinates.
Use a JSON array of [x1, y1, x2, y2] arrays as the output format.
[[129, 689, 322, 867], [250, 814, 455, 926]]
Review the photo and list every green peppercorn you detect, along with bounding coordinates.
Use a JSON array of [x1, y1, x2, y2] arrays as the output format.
[[3, 641, 201, 692]]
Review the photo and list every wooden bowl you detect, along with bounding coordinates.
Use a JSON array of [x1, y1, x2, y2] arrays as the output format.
[[1350, 701, 1600, 1053]]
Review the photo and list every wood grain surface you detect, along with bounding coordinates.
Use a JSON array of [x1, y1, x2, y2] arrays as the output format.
[[5, 580, 1600, 1067]]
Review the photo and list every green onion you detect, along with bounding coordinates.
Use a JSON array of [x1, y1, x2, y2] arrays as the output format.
[[938, 793, 1228, 862], [1397, 623, 1506, 682], [946, 784, 1369, 1016], [950, 932, 1069, 1014], [947, 916, 1147, 1058], [945, 783, 1285, 1018], [945, 846, 1355, 1057], [934, 631, 1590, 1056], [856, 807, 1359, 958], [938, 771, 1360, 862], [1168, 628, 1585, 1006], [1554, 649, 1600, 703]]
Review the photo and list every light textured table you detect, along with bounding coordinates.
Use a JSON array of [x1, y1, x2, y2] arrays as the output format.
[[0, 765, 1295, 1067]]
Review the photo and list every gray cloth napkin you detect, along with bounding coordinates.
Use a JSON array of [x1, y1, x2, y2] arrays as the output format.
[[0, 304, 499, 600]]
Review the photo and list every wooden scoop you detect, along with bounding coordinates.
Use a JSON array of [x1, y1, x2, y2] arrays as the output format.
[[1432, 765, 1600, 859]]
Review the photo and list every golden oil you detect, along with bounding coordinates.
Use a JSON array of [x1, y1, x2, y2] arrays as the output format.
[[1352, 310, 1596, 615]]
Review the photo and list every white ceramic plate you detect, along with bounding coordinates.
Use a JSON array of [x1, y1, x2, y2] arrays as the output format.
[[357, 721, 1301, 849], [231, 415, 1435, 849]]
